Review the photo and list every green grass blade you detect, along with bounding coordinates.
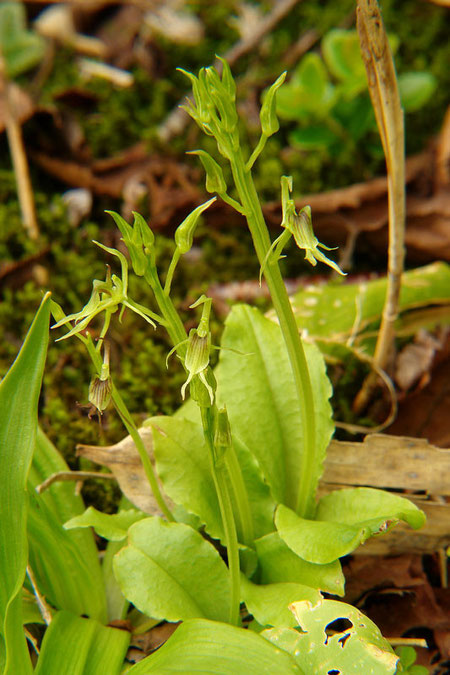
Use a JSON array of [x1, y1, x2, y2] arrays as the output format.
[[27, 431, 108, 622], [0, 293, 51, 674], [34, 610, 130, 675]]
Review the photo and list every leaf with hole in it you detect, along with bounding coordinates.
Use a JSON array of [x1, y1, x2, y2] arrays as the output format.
[[255, 531, 345, 596], [34, 610, 130, 675], [398, 72, 437, 112], [113, 517, 231, 623], [64, 506, 147, 541], [275, 489, 425, 564], [263, 598, 398, 674], [0, 3, 46, 78], [240, 575, 321, 629], [126, 618, 304, 674], [0, 293, 50, 674], [218, 305, 333, 515]]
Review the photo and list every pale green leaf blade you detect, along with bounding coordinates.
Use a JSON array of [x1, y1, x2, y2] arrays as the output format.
[[276, 489, 425, 565], [255, 531, 345, 596], [149, 417, 223, 540], [289, 262, 450, 343], [0, 292, 50, 674], [241, 576, 321, 628], [113, 517, 231, 623], [218, 304, 333, 509], [316, 487, 426, 530], [27, 430, 107, 622], [263, 598, 398, 674], [275, 503, 370, 564], [64, 506, 147, 541], [127, 618, 303, 674], [34, 610, 130, 675], [150, 416, 276, 544]]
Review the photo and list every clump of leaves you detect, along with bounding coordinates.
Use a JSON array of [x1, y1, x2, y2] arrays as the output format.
[[275, 28, 436, 155]]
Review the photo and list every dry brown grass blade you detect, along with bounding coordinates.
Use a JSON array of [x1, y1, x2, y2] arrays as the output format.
[[353, 0, 405, 414], [0, 53, 40, 241]]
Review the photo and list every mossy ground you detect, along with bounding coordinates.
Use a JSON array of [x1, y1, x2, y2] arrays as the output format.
[[1, 0, 449, 509]]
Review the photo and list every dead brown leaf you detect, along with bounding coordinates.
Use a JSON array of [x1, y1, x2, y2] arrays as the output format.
[[76, 425, 175, 515]]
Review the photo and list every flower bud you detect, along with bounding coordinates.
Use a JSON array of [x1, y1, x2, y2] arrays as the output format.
[[88, 354, 112, 414], [187, 150, 227, 195], [174, 197, 216, 255], [260, 72, 286, 138]]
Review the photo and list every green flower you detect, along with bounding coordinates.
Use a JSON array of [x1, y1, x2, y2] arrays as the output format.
[[52, 242, 161, 341], [260, 177, 346, 280], [166, 295, 216, 405], [280, 176, 345, 274]]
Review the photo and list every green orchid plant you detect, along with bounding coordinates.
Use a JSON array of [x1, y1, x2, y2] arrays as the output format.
[[1, 56, 426, 674]]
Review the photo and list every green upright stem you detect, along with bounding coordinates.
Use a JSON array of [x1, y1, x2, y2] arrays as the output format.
[[85, 339, 174, 522], [224, 447, 254, 547], [229, 149, 317, 518], [201, 407, 240, 626], [145, 260, 255, 541]]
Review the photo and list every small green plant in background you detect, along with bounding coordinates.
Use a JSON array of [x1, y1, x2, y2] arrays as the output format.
[[275, 28, 436, 154]]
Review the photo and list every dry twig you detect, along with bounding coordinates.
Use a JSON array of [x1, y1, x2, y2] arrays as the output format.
[[353, 0, 405, 413], [0, 53, 39, 240]]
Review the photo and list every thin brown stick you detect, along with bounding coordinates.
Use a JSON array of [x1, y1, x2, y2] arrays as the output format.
[[157, 0, 303, 143], [0, 54, 40, 241], [387, 638, 428, 649], [353, 0, 405, 414], [26, 566, 53, 625], [36, 470, 115, 494]]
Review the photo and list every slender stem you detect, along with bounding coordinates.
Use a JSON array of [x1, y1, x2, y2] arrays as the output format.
[[85, 339, 174, 521], [146, 263, 255, 539], [245, 133, 268, 172], [201, 407, 240, 626], [224, 447, 254, 547], [218, 191, 246, 215], [144, 266, 188, 354], [229, 149, 317, 518], [164, 249, 181, 295]]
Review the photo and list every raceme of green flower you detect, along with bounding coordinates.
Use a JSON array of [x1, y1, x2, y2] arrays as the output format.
[[51, 242, 161, 342]]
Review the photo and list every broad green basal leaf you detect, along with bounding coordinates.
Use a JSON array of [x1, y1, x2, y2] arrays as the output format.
[[240, 575, 321, 628], [263, 598, 398, 674], [64, 506, 146, 541], [34, 610, 129, 675], [255, 532, 345, 596], [149, 417, 223, 540], [218, 305, 333, 512], [126, 618, 303, 674], [0, 293, 50, 675], [113, 517, 230, 623], [316, 487, 425, 529], [149, 415, 276, 545], [275, 490, 425, 564]]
